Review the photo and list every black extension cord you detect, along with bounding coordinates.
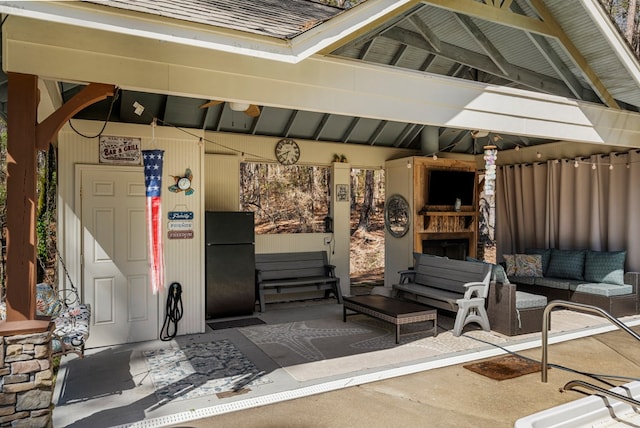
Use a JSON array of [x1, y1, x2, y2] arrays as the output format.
[[160, 282, 183, 341]]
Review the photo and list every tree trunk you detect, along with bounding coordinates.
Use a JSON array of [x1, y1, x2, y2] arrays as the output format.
[[626, 0, 637, 44], [356, 170, 374, 231]]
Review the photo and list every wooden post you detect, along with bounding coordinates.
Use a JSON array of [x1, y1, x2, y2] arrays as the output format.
[[2, 72, 114, 333], [5, 73, 38, 322]]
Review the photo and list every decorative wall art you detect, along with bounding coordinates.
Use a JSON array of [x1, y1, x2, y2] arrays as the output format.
[[169, 168, 195, 195], [483, 145, 497, 196], [385, 194, 410, 238], [336, 184, 349, 202], [99, 136, 142, 165]]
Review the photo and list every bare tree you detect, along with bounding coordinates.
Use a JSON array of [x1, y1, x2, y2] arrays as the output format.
[[354, 170, 374, 232], [626, 0, 638, 43]]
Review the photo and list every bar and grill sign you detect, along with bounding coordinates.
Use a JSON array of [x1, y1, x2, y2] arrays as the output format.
[[99, 136, 142, 164]]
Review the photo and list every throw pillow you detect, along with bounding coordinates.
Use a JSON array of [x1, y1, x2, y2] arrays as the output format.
[[515, 254, 543, 277], [525, 248, 551, 275], [584, 251, 626, 285], [503, 254, 516, 276], [546, 249, 586, 280], [36, 283, 63, 317]]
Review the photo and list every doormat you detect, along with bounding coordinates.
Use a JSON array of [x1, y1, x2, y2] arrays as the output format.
[[208, 317, 266, 330], [463, 354, 543, 381]]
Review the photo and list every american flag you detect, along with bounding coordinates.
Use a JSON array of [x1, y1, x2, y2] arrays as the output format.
[[143, 150, 165, 294]]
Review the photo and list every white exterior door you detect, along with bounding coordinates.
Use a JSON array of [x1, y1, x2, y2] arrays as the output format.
[[78, 165, 158, 347]]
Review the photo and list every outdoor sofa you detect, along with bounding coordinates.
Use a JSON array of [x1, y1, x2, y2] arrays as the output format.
[[503, 249, 640, 318]]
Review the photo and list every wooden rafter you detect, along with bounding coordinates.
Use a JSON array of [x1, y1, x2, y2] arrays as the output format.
[[454, 13, 511, 76], [408, 15, 441, 53], [36, 82, 116, 150], [526, 0, 619, 108], [424, 0, 620, 109], [423, 0, 553, 37], [381, 26, 575, 97]]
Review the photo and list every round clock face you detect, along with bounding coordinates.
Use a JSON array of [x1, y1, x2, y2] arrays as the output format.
[[385, 194, 410, 238], [177, 177, 191, 190], [275, 138, 300, 165]]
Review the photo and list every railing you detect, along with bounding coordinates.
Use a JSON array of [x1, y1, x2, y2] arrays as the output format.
[[564, 379, 640, 409], [541, 300, 640, 383]]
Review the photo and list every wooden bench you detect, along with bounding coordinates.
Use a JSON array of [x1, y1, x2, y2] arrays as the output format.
[[392, 254, 492, 336], [255, 251, 343, 312]]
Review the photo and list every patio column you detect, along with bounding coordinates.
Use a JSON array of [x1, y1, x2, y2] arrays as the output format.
[[331, 161, 351, 296], [5, 73, 40, 325], [2, 72, 114, 333]]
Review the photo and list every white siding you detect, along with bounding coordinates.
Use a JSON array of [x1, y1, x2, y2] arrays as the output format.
[[58, 120, 205, 339], [204, 132, 417, 294]]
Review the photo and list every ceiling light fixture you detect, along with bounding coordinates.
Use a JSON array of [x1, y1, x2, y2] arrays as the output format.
[[471, 130, 489, 139], [229, 102, 251, 112], [133, 101, 145, 116]]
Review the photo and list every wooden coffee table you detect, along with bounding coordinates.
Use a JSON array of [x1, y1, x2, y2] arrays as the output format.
[[343, 295, 437, 344]]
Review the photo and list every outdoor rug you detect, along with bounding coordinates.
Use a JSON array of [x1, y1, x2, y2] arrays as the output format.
[[207, 317, 265, 330], [463, 354, 543, 380], [239, 314, 509, 381], [143, 340, 272, 402]]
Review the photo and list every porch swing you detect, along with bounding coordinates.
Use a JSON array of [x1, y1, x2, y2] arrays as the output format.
[[35, 249, 91, 359], [32, 157, 91, 358]]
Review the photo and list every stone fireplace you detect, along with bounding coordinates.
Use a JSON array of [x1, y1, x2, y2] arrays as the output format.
[[422, 238, 469, 260]]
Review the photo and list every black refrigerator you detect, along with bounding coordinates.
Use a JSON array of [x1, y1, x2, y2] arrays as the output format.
[[205, 211, 256, 318]]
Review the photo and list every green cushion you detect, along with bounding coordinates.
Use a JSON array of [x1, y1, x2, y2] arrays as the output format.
[[534, 277, 573, 290], [574, 282, 632, 297], [546, 249, 586, 280], [584, 251, 626, 285], [515, 291, 547, 309]]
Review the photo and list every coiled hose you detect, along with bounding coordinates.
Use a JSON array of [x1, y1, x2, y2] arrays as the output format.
[[160, 282, 183, 341]]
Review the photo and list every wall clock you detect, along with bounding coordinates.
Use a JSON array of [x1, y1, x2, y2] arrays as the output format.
[[275, 138, 300, 165], [385, 194, 410, 238], [169, 168, 195, 195]]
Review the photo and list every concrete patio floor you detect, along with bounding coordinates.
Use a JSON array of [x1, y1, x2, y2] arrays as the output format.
[[177, 325, 640, 428], [52, 292, 640, 428]]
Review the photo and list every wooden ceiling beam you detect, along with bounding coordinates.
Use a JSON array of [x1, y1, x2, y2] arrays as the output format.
[[425, 0, 619, 108], [527, 0, 619, 108], [454, 13, 511, 76], [422, 0, 554, 37], [408, 15, 442, 52], [382, 26, 574, 97], [313, 113, 331, 141], [36, 82, 115, 149]]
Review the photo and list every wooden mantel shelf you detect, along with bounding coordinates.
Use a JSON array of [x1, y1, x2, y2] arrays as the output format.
[[420, 211, 477, 216]]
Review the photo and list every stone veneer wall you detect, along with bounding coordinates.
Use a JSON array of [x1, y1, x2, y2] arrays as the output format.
[[0, 328, 53, 428]]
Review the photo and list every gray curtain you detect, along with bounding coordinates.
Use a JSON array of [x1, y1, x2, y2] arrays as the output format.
[[496, 151, 640, 272]]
